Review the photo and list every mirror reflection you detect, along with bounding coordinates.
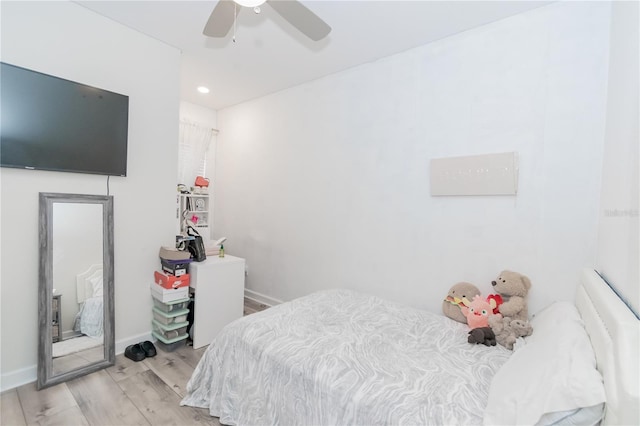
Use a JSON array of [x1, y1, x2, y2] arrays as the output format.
[[51, 203, 105, 375], [38, 192, 114, 390]]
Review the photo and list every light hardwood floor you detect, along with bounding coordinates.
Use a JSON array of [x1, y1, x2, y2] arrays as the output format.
[[243, 297, 269, 316], [1, 297, 269, 426]]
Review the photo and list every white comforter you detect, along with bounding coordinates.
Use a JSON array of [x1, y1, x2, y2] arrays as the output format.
[[73, 296, 103, 338], [181, 289, 511, 425]]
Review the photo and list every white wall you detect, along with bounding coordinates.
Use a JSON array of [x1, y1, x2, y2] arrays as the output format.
[[596, 1, 640, 314], [0, 1, 180, 389], [180, 101, 218, 130], [215, 2, 611, 314]]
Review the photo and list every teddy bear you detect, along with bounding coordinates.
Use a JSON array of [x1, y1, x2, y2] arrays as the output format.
[[490, 270, 532, 322], [488, 315, 533, 350], [467, 327, 497, 346], [442, 282, 481, 324]]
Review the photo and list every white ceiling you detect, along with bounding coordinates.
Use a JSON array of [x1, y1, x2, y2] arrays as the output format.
[[76, 1, 552, 111]]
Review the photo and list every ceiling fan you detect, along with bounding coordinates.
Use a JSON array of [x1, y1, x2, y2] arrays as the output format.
[[203, 0, 331, 41]]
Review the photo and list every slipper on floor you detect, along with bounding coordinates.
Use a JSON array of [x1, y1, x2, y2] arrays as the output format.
[[140, 340, 157, 358], [124, 343, 146, 362]]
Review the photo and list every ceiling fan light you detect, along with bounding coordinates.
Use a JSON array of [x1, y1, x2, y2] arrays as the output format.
[[235, 0, 266, 8]]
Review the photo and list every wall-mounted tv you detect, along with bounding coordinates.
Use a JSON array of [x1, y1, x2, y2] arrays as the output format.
[[1, 62, 129, 176]]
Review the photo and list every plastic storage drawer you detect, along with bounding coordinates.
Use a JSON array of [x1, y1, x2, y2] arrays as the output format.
[[152, 306, 189, 325], [152, 331, 187, 352], [152, 319, 188, 340], [152, 297, 190, 313]]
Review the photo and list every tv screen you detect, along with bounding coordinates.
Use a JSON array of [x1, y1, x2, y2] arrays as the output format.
[[1, 62, 129, 176]]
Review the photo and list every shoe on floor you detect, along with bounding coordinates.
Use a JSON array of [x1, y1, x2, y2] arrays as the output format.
[[140, 340, 157, 358], [124, 343, 146, 362]]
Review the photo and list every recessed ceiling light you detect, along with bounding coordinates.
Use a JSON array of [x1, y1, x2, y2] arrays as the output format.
[[197, 86, 210, 94]]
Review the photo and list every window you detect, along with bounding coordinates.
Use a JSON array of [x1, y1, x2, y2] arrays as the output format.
[[178, 120, 217, 186]]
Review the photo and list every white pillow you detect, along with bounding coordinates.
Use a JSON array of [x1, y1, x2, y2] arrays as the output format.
[[483, 301, 606, 426]]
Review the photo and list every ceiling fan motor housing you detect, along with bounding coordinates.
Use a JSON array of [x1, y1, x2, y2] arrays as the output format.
[[235, 0, 266, 7], [204, 0, 332, 41]]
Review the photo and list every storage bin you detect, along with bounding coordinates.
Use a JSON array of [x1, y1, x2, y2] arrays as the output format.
[[161, 258, 191, 277], [152, 306, 189, 325], [152, 297, 190, 313], [152, 331, 187, 352], [152, 319, 188, 340], [154, 270, 190, 289], [150, 282, 189, 303]]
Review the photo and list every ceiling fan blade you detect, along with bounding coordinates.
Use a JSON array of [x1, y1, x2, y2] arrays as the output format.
[[203, 0, 240, 37], [268, 0, 331, 41]]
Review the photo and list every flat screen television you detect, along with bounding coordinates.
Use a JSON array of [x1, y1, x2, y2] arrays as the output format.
[[1, 62, 129, 176]]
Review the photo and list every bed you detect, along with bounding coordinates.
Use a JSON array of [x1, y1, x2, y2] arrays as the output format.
[[73, 264, 104, 339], [181, 268, 639, 425]]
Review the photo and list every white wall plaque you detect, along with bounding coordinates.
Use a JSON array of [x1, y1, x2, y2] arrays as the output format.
[[430, 152, 518, 196]]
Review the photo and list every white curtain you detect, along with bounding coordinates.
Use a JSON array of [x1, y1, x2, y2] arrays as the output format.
[[178, 120, 216, 186]]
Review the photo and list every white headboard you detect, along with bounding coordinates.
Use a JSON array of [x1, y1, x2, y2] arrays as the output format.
[[76, 264, 102, 304], [576, 268, 639, 425]]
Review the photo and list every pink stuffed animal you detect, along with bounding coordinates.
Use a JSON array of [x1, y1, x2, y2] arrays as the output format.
[[461, 295, 497, 329]]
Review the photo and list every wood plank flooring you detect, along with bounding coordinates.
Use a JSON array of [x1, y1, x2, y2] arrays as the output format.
[[1, 297, 269, 426], [243, 297, 269, 316]]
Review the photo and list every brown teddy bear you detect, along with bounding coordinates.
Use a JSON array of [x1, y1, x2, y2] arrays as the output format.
[[490, 270, 532, 322], [488, 315, 533, 350], [442, 282, 481, 324]]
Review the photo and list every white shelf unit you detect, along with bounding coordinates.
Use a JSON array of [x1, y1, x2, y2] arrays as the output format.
[[189, 255, 246, 349], [178, 193, 210, 236]]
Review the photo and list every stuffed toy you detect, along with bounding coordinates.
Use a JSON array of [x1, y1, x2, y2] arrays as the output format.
[[488, 315, 533, 350], [511, 319, 533, 338], [442, 282, 481, 324], [490, 270, 532, 322], [461, 295, 497, 329], [468, 327, 497, 346], [486, 294, 504, 315]]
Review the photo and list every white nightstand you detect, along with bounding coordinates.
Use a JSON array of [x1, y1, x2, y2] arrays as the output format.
[[189, 255, 246, 349]]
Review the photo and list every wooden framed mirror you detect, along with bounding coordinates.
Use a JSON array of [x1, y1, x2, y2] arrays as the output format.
[[37, 192, 115, 389]]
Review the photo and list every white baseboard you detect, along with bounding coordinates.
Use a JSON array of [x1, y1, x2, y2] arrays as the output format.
[[0, 332, 154, 392], [62, 330, 81, 340], [1, 365, 37, 392], [244, 288, 283, 306]]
